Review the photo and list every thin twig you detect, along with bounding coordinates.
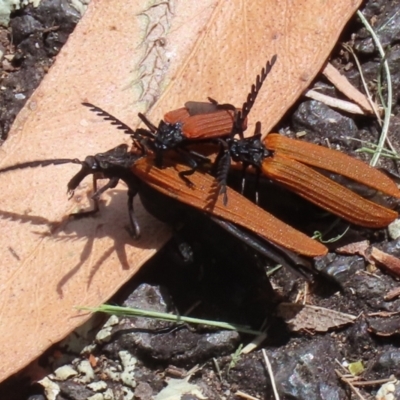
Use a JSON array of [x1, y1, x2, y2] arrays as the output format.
[[304, 89, 366, 114], [322, 62, 376, 114], [350, 377, 397, 387], [335, 369, 367, 400], [342, 43, 382, 123], [334, 358, 349, 374], [241, 333, 267, 354], [262, 349, 280, 400], [212, 358, 223, 381], [357, 10, 392, 167], [235, 390, 260, 400]]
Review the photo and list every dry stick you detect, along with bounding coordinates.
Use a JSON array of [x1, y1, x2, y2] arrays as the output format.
[[304, 89, 365, 114], [262, 349, 280, 400], [384, 287, 400, 301], [303, 282, 309, 305], [186, 364, 202, 377], [235, 390, 260, 400], [334, 358, 349, 374], [212, 358, 223, 382], [241, 333, 267, 354], [335, 369, 367, 400], [322, 62, 376, 115], [340, 46, 382, 122], [367, 311, 400, 317], [350, 377, 397, 387]]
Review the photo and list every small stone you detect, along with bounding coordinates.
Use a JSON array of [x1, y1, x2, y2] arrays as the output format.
[[134, 382, 153, 400], [76, 359, 95, 383], [103, 388, 115, 400], [122, 387, 134, 400], [81, 343, 97, 355], [9, 15, 42, 45], [96, 326, 113, 344], [53, 365, 78, 380], [104, 365, 121, 382], [103, 315, 119, 328], [38, 377, 60, 400], [119, 350, 137, 388], [376, 381, 397, 400], [292, 100, 358, 146], [388, 219, 400, 240], [87, 394, 104, 400], [87, 380, 108, 392]]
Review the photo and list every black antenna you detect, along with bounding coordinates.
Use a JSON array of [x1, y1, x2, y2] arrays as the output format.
[[137, 113, 158, 134], [0, 158, 82, 174], [236, 54, 277, 136], [82, 102, 136, 136]]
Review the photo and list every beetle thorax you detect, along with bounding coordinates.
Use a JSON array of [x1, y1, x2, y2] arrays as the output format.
[[155, 121, 185, 150], [229, 136, 270, 167]]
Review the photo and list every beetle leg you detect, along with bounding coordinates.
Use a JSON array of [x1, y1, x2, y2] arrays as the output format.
[[69, 172, 108, 219], [239, 162, 250, 195], [186, 149, 211, 163], [67, 163, 94, 195], [254, 168, 261, 205], [175, 148, 200, 187], [127, 187, 141, 239], [214, 139, 231, 205], [90, 173, 101, 213], [134, 127, 156, 140], [207, 96, 237, 112], [92, 176, 120, 199], [138, 113, 158, 133], [155, 149, 164, 169]]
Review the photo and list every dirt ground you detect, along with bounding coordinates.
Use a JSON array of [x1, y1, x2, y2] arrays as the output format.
[[1, 1, 400, 399]]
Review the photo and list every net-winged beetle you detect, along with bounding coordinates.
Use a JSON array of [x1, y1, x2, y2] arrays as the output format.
[[83, 55, 277, 192], [0, 142, 329, 275]]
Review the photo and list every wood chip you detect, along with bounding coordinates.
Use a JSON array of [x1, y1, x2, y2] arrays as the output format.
[[322, 62, 376, 114], [278, 303, 357, 332], [368, 316, 400, 337], [336, 240, 370, 256], [384, 287, 400, 301], [370, 247, 400, 276]]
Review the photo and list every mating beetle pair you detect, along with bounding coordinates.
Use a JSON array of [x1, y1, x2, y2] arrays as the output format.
[[0, 54, 399, 263], [82, 54, 400, 230]]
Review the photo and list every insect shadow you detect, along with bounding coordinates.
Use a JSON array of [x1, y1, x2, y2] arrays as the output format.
[[0, 185, 167, 297]]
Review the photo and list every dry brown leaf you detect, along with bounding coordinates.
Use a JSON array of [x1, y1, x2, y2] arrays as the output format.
[[336, 240, 370, 256], [278, 303, 357, 332], [368, 315, 400, 337], [0, 0, 362, 382], [370, 247, 400, 276]]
